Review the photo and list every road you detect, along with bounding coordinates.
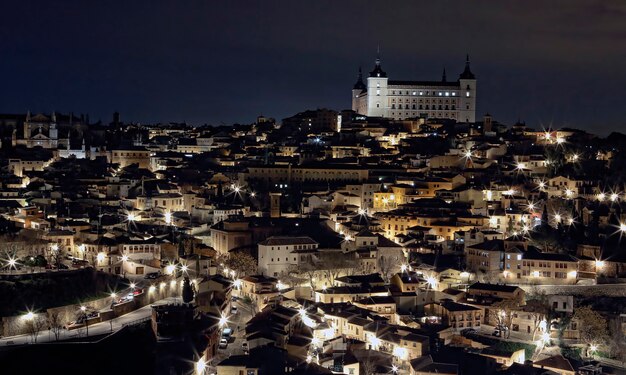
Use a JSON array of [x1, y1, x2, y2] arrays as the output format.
[[206, 298, 256, 374], [518, 283, 626, 297], [0, 296, 181, 346]]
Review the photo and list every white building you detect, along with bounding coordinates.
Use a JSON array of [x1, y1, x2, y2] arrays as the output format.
[[258, 236, 318, 277], [352, 54, 477, 122]]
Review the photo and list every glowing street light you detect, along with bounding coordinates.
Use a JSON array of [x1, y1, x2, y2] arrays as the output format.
[[250, 192, 256, 198], [464, 150, 473, 159], [590, 344, 598, 353], [96, 253, 106, 263], [391, 364, 399, 373], [181, 264, 189, 273], [400, 264, 408, 272], [233, 279, 242, 288], [527, 203, 535, 211], [130, 283, 136, 289], [121, 255, 129, 262], [80, 305, 87, 312], [219, 313, 228, 327], [24, 311, 35, 320], [426, 275, 438, 289], [620, 223, 626, 233], [149, 285, 156, 293], [195, 359, 206, 375], [554, 214, 561, 223], [110, 292, 117, 299], [165, 264, 176, 275], [127, 213, 136, 222], [611, 193, 619, 202]]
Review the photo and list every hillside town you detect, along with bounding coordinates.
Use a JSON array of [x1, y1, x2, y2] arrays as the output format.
[[1, 92, 626, 375]]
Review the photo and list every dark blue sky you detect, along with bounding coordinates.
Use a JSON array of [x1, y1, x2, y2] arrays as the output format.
[[2, 1, 625, 134]]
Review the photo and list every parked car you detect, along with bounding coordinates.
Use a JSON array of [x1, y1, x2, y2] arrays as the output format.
[[231, 306, 238, 314], [221, 328, 233, 340], [492, 329, 502, 337], [241, 342, 248, 351], [219, 338, 228, 349], [144, 272, 160, 279], [460, 328, 477, 336]]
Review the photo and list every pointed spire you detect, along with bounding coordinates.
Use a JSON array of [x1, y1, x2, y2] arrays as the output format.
[[26, 110, 31, 122], [353, 66, 366, 90], [460, 53, 475, 80], [442, 67, 447, 82], [369, 46, 387, 78], [51, 111, 56, 123]]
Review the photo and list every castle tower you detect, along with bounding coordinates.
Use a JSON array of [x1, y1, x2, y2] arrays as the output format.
[[458, 55, 477, 123], [366, 49, 388, 118], [352, 67, 366, 114]]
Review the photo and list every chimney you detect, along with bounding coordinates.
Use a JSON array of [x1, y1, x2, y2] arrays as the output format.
[[270, 192, 282, 218]]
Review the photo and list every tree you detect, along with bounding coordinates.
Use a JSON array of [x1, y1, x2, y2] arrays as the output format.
[[47, 311, 63, 341], [318, 251, 357, 287], [217, 251, 257, 277], [295, 260, 320, 296], [492, 299, 520, 339], [182, 276, 195, 304], [377, 255, 398, 283], [573, 306, 609, 355], [24, 315, 46, 343]]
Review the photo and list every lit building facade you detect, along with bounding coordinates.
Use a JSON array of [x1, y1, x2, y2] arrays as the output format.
[[352, 55, 477, 122]]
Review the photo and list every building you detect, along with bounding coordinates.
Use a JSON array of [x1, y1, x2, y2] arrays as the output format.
[[257, 236, 319, 277], [424, 300, 483, 330], [352, 54, 476, 122]]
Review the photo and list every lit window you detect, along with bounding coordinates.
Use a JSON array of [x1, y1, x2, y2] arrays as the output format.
[[452, 92, 456, 96], [466, 91, 470, 97], [419, 91, 423, 95], [445, 92, 450, 96], [376, 89, 380, 95]]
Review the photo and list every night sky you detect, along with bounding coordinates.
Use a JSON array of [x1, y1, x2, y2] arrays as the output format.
[[2, 1, 625, 134]]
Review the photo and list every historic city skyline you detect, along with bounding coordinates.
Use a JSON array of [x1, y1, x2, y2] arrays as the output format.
[[2, 1, 626, 134]]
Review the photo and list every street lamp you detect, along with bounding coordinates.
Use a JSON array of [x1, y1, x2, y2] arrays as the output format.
[[130, 282, 136, 290], [24, 311, 35, 320]]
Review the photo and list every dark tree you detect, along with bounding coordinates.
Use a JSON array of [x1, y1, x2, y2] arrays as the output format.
[[182, 277, 194, 304]]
